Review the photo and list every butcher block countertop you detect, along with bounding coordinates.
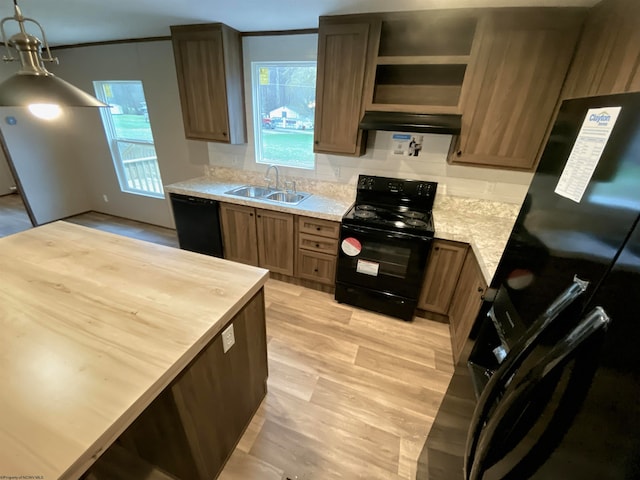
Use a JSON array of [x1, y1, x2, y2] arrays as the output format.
[[0, 221, 268, 479]]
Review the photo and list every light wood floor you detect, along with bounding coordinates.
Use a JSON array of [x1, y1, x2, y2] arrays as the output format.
[[0, 193, 32, 237], [223, 281, 454, 480], [0, 200, 454, 479]]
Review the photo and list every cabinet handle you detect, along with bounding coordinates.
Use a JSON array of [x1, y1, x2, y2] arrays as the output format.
[[223, 132, 228, 136], [477, 286, 484, 292], [314, 268, 319, 273], [434, 246, 440, 251], [314, 140, 319, 145], [457, 150, 462, 156], [257, 214, 261, 218], [249, 213, 253, 217], [316, 227, 321, 231], [315, 243, 320, 248]]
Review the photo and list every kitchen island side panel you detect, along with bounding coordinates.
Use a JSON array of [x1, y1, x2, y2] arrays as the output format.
[[111, 289, 268, 479]]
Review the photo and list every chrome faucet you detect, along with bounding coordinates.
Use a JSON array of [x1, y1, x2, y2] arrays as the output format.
[[265, 164, 280, 190]]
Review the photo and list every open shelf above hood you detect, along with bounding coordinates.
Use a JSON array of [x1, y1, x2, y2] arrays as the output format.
[[359, 111, 461, 135]]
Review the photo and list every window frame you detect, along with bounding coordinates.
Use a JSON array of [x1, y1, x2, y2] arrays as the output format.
[[93, 80, 164, 199], [251, 61, 317, 171]]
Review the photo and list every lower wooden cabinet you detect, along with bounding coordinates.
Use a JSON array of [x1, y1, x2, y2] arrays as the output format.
[[220, 203, 294, 275], [256, 209, 295, 276], [295, 216, 340, 285], [448, 248, 487, 363], [220, 203, 259, 266], [418, 239, 468, 314]]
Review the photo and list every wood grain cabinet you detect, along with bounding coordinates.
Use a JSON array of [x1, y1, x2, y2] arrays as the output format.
[[220, 203, 259, 266], [170, 23, 246, 144], [314, 17, 379, 156], [364, 10, 478, 115], [562, 0, 640, 99], [220, 203, 295, 275], [448, 8, 584, 170], [296, 216, 340, 285], [448, 248, 487, 364], [418, 240, 468, 314]]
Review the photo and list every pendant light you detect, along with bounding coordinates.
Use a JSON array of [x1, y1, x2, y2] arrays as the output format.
[[0, 0, 106, 117]]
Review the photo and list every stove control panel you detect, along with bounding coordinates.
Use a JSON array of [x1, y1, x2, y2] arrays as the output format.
[[357, 175, 437, 196]]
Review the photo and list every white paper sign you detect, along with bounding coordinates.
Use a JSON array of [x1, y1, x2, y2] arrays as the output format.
[[554, 106, 622, 203], [391, 133, 424, 157], [356, 259, 379, 276]]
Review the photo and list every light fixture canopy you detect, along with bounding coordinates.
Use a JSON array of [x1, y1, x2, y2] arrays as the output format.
[[0, 0, 106, 108]]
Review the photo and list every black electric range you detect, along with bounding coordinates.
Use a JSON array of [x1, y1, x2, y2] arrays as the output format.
[[335, 175, 438, 321]]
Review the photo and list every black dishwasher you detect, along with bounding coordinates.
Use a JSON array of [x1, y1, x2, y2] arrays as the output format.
[[169, 193, 224, 258]]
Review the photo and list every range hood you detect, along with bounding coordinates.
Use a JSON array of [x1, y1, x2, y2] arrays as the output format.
[[359, 111, 461, 135]]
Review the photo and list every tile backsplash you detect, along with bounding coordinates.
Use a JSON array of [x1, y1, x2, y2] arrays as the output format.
[[206, 130, 533, 205]]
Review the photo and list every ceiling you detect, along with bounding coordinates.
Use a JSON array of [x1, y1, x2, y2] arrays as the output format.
[[2, 0, 600, 47]]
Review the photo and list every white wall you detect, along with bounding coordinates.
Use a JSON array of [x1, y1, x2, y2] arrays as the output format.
[[52, 40, 208, 227], [0, 142, 15, 195], [206, 34, 533, 204], [0, 107, 92, 224], [0, 40, 207, 228]]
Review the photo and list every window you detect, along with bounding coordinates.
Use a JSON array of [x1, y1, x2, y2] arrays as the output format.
[[93, 81, 164, 198], [253, 62, 317, 170]]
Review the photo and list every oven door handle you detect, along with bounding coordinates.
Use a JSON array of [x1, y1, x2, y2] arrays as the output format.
[[341, 224, 432, 242]]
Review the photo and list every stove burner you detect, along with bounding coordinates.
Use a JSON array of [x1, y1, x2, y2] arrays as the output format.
[[356, 205, 376, 211], [403, 211, 426, 220], [405, 219, 428, 228], [354, 210, 377, 219]]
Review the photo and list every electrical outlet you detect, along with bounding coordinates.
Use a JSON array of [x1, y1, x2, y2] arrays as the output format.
[[222, 324, 235, 353], [332, 166, 341, 178], [102, 194, 109, 203]]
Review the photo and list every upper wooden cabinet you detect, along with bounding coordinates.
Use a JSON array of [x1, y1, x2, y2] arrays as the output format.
[[170, 23, 246, 144], [314, 17, 379, 156], [562, 0, 640, 99], [448, 9, 584, 170], [364, 10, 478, 115]]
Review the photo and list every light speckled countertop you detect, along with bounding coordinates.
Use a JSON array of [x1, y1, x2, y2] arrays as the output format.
[[165, 176, 521, 285], [166, 176, 353, 222]]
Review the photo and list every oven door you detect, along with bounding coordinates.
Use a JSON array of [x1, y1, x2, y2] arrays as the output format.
[[336, 223, 432, 299]]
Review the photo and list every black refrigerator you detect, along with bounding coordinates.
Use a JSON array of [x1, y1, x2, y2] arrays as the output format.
[[419, 91, 640, 480]]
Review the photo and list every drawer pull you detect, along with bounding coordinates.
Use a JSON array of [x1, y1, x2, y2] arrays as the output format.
[[315, 243, 320, 248], [316, 227, 321, 231], [314, 268, 319, 273]]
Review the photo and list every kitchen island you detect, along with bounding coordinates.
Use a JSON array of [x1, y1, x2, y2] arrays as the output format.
[[0, 221, 269, 479]]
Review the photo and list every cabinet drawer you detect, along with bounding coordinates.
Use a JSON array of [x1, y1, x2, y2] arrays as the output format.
[[296, 250, 337, 285], [299, 233, 338, 255], [298, 216, 340, 238]]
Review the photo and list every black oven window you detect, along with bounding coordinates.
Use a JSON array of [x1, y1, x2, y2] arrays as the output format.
[[360, 241, 411, 278]]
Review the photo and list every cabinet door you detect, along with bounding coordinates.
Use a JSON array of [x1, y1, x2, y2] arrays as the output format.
[[297, 250, 336, 285], [314, 20, 378, 156], [171, 24, 245, 144], [450, 9, 583, 170], [562, 0, 640, 98], [256, 209, 294, 276], [418, 240, 468, 314], [448, 249, 487, 364], [219, 203, 259, 266]]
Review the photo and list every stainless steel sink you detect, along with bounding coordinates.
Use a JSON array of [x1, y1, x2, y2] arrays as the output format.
[[264, 191, 309, 204], [225, 185, 311, 205], [225, 186, 275, 198]]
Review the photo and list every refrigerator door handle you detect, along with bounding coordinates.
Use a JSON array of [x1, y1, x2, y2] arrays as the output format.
[[467, 307, 611, 480], [464, 276, 589, 480]]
